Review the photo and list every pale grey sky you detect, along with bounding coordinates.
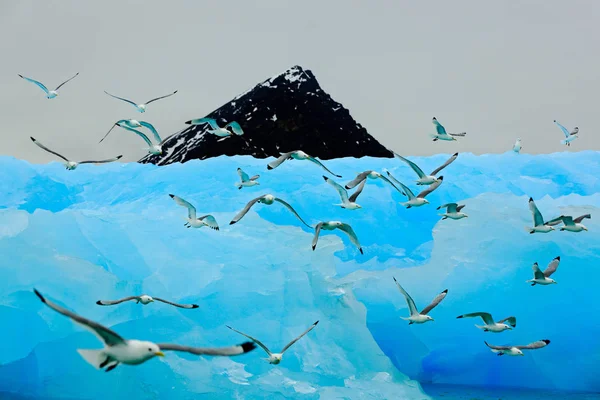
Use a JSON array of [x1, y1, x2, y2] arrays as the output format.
[[1, 1, 598, 163]]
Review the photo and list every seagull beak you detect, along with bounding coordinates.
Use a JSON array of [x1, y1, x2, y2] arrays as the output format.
[[155, 351, 165, 357]]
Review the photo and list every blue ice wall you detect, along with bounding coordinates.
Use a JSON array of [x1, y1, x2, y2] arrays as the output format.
[[0, 152, 598, 399]]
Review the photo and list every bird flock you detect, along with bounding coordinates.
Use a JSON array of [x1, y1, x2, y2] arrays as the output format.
[[17, 72, 588, 372]]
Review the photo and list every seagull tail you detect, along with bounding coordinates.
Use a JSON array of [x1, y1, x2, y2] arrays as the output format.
[[77, 349, 106, 369]]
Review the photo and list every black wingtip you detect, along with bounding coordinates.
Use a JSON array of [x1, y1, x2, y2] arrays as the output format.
[[267, 165, 273, 170], [311, 245, 316, 251], [229, 220, 236, 225], [359, 248, 364, 255], [441, 289, 448, 294], [191, 304, 199, 309], [553, 120, 557, 122], [96, 300, 103, 305], [393, 276, 397, 282], [555, 256, 560, 261], [226, 325, 233, 330], [18, 74, 24, 78], [116, 155, 123, 159], [542, 339, 551, 345], [344, 185, 351, 190], [456, 315, 463, 319], [438, 176, 444, 180], [241, 341, 256, 353], [30, 136, 36, 142], [335, 174, 342, 178], [322, 175, 328, 181], [453, 152, 459, 156], [168, 194, 175, 198], [529, 197, 533, 202], [313, 320, 319, 326], [33, 289, 45, 303], [184, 120, 192, 125]]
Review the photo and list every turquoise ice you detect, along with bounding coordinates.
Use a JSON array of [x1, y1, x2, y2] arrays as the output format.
[[0, 151, 598, 399]]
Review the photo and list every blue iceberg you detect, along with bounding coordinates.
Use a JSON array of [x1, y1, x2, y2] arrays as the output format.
[[0, 152, 598, 399]]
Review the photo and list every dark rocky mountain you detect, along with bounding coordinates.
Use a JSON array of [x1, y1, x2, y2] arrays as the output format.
[[139, 65, 393, 165]]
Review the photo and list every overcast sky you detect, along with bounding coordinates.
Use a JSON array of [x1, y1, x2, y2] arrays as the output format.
[[1, 1, 598, 163]]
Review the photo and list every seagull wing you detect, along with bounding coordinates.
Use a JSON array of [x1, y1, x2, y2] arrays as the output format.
[[573, 214, 591, 223], [144, 90, 178, 105], [348, 177, 366, 203], [456, 205, 466, 212], [54, 72, 79, 91], [99, 123, 118, 144], [420, 289, 448, 315], [312, 222, 323, 251], [543, 256, 560, 277], [267, 151, 294, 170], [417, 177, 443, 198], [485, 341, 511, 351], [281, 321, 319, 354], [336, 223, 363, 254], [432, 118, 447, 135], [18, 74, 49, 94], [529, 198, 545, 226], [122, 126, 154, 147], [273, 197, 312, 228], [324, 176, 349, 203], [139, 121, 162, 143], [457, 312, 494, 325], [345, 171, 370, 189], [497, 316, 517, 327], [96, 296, 139, 306], [226, 326, 271, 356], [515, 340, 550, 350], [158, 341, 256, 356], [230, 196, 264, 225], [437, 203, 458, 213], [30, 137, 69, 162], [545, 215, 565, 226], [249, 175, 260, 181], [393, 153, 426, 179], [430, 152, 459, 176], [554, 120, 571, 138], [224, 121, 244, 136], [561, 216, 575, 226], [532, 262, 545, 280], [393, 278, 418, 316], [34, 289, 125, 346], [153, 297, 199, 309], [306, 155, 341, 178], [449, 132, 466, 137], [237, 168, 250, 182], [79, 155, 123, 164], [169, 194, 197, 220], [199, 215, 219, 230], [104, 91, 139, 108], [385, 172, 414, 199], [188, 117, 220, 129]]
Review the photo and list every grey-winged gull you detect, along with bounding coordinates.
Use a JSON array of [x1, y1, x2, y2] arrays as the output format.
[[30, 137, 121, 170], [236, 168, 260, 189], [394, 152, 458, 185], [527, 256, 560, 286], [104, 90, 178, 113], [312, 221, 362, 254], [18, 72, 79, 99], [324, 175, 366, 210], [437, 203, 468, 220], [527, 197, 555, 233], [485, 339, 550, 356], [393, 277, 448, 324], [545, 214, 590, 232], [385, 172, 443, 208], [96, 294, 199, 309], [267, 150, 341, 178], [430, 117, 466, 141], [185, 117, 244, 137], [229, 194, 311, 228], [169, 194, 219, 230], [554, 120, 578, 146], [456, 312, 516, 333]]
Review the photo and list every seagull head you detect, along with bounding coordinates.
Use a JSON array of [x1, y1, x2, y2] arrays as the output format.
[[502, 324, 513, 330], [515, 348, 524, 356], [581, 224, 588, 231], [425, 315, 434, 322], [423, 199, 430, 204], [137, 104, 147, 113], [133, 340, 165, 360], [140, 295, 154, 303]]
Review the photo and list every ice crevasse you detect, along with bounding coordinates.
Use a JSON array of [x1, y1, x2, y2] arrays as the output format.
[[0, 151, 598, 399]]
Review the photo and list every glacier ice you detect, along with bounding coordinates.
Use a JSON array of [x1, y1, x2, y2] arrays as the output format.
[[0, 151, 599, 399]]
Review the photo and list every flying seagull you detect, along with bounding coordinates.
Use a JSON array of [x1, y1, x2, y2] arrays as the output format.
[[185, 117, 244, 137], [312, 221, 362, 254], [456, 312, 516, 333], [99, 119, 143, 143], [394, 152, 458, 185], [104, 90, 178, 113], [527, 197, 555, 233], [393, 277, 447, 324], [323, 175, 366, 210], [102, 121, 164, 155], [430, 117, 466, 141], [33, 289, 256, 372], [18, 73, 79, 99], [385, 171, 443, 208], [344, 170, 402, 192], [437, 203, 468, 220], [485, 339, 550, 356], [267, 150, 341, 178], [554, 120, 578, 146], [527, 256, 560, 286], [30, 137, 122, 170], [545, 214, 590, 232], [96, 294, 199, 309], [513, 138, 522, 154], [226, 321, 319, 364], [230, 194, 311, 228], [169, 194, 219, 230], [236, 168, 260, 189]]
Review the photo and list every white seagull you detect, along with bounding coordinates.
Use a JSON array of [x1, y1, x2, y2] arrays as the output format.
[[324, 175, 366, 210], [267, 150, 341, 178], [185, 117, 244, 137], [105, 121, 164, 155], [545, 214, 590, 232], [527, 197, 555, 233], [437, 203, 468, 220], [96, 294, 199, 309], [104, 90, 178, 113], [312, 221, 363, 254], [385, 171, 443, 208], [34, 289, 256, 372], [394, 152, 458, 185], [527, 256, 560, 286], [456, 312, 516, 333], [18, 73, 79, 99], [169, 194, 219, 230], [430, 117, 466, 141], [99, 119, 143, 143], [226, 321, 319, 364], [485, 339, 550, 356], [554, 120, 578, 146], [513, 138, 522, 153], [30, 137, 121, 170], [236, 168, 260, 189], [344, 170, 402, 192], [230, 194, 311, 228], [393, 277, 447, 324]]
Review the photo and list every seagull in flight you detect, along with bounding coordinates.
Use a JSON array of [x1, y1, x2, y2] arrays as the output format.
[[169, 194, 219, 230], [104, 90, 178, 113], [323, 175, 366, 210], [394, 152, 458, 185], [385, 172, 443, 208], [18, 73, 79, 99], [98, 119, 143, 143], [236, 168, 260, 189], [527, 197, 555, 233], [545, 214, 590, 232], [430, 117, 466, 141], [485, 339, 550, 356], [513, 138, 522, 154], [230, 194, 311, 228], [312, 221, 363, 253], [393, 278, 447, 324], [30, 137, 121, 170], [226, 321, 319, 364], [527, 256, 560, 286], [185, 117, 244, 137], [102, 120, 164, 155], [33, 289, 256, 372], [96, 294, 199, 309], [554, 120, 578, 146], [437, 203, 468, 220], [456, 312, 516, 333], [267, 150, 341, 178]]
